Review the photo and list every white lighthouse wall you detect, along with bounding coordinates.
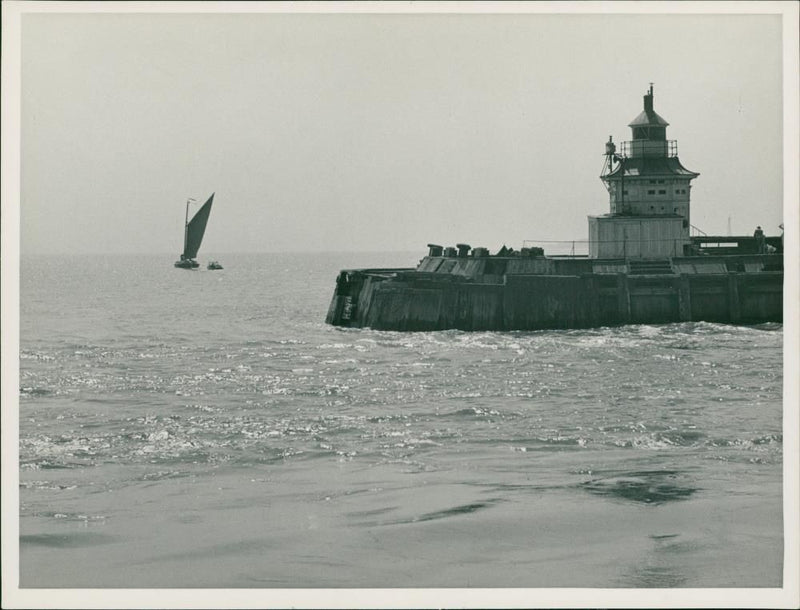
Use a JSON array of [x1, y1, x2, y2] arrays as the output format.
[[588, 216, 687, 259], [608, 179, 692, 218]]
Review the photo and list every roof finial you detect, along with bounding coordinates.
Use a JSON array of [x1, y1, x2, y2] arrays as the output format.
[[649, 82, 654, 96]]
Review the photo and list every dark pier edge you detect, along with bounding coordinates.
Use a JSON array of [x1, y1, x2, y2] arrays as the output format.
[[325, 253, 783, 332]]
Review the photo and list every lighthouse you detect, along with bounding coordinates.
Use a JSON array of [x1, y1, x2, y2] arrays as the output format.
[[589, 85, 699, 258]]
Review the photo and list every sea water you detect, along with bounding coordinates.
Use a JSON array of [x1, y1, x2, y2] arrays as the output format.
[[18, 253, 783, 588]]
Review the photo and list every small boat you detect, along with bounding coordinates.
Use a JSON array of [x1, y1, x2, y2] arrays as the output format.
[[174, 193, 214, 269], [207, 260, 223, 270]]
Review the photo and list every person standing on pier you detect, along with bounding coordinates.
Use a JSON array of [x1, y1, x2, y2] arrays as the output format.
[[754, 226, 765, 253]]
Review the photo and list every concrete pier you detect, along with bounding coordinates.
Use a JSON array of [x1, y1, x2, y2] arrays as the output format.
[[326, 254, 783, 331]]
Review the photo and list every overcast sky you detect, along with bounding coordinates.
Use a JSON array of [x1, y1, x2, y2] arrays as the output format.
[[19, 7, 786, 255]]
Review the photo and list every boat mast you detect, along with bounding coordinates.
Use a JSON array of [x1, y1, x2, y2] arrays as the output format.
[[184, 197, 195, 256]]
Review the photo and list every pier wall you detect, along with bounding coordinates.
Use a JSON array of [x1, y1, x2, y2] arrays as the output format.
[[326, 266, 783, 331]]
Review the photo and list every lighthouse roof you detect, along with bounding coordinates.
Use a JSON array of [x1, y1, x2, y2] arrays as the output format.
[[605, 156, 699, 179], [628, 84, 670, 128], [628, 109, 670, 128]]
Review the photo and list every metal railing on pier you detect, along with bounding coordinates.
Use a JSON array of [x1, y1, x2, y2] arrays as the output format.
[[522, 237, 691, 257], [519, 235, 773, 257], [522, 239, 590, 257]]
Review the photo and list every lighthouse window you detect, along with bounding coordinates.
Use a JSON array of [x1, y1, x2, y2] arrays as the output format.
[[647, 189, 656, 195], [658, 189, 666, 194]]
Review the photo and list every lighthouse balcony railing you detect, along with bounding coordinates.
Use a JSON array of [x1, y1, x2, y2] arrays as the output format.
[[619, 140, 678, 159]]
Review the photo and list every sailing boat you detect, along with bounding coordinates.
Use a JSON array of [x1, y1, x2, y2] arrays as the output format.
[[174, 193, 214, 269]]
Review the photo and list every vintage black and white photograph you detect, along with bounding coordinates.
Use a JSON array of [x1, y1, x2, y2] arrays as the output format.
[[2, 1, 798, 608]]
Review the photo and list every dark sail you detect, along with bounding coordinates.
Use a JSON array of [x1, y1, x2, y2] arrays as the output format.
[[183, 193, 214, 259]]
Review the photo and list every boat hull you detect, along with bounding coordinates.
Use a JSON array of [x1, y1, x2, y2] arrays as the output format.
[[174, 259, 199, 269], [326, 254, 783, 331]]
